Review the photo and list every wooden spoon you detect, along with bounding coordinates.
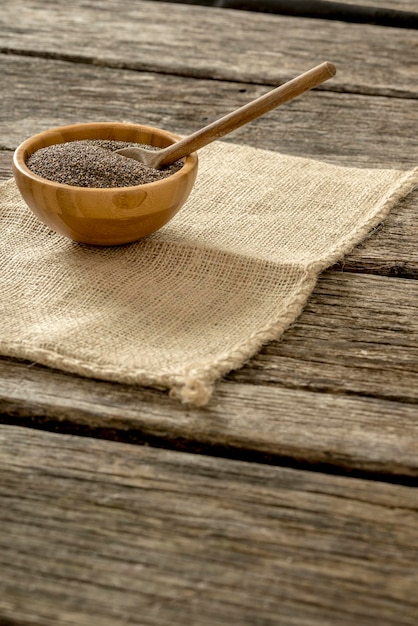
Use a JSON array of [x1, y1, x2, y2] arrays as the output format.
[[116, 61, 336, 169]]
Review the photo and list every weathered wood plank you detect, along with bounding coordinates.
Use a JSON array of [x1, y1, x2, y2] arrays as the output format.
[[1, 0, 417, 97], [1, 424, 418, 626], [0, 150, 12, 180], [202, 0, 418, 29], [335, 189, 418, 278], [148, 0, 418, 12], [342, 0, 416, 10], [2, 54, 417, 170], [2, 360, 418, 478], [231, 271, 418, 396], [2, 54, 417, 278], [2, 271, 418, 477], [161, 0, 418, 8]]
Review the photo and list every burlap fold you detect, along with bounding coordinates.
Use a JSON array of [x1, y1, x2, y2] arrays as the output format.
[[1, 142, 416, 405]]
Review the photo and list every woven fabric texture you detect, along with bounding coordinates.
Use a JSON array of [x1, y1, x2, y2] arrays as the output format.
[[1, 142, 417, 405]]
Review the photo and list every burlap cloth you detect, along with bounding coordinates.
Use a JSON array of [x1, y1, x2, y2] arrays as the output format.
[[1, 142, 417, 405]]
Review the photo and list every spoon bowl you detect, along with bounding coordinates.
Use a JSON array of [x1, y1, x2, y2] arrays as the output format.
[[12, 121, 198, 245]]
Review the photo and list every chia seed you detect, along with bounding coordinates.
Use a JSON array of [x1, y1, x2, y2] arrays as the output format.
[[26, 139, 183, 188]]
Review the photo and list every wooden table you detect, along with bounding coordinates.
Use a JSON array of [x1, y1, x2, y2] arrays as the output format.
[[1, 1, 418, 624]]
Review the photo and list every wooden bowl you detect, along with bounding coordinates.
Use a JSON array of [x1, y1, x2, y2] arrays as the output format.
[[12, 122, 198, 245]]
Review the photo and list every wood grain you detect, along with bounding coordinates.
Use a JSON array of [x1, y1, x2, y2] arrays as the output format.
[[1, 6, 417, 624], [211, 0, 418, 28], [117, 62, 337, 168], [2, 55, 417, 170], [2, 271, 418, 477], [1, 2, 418, 485], [1, 53, 417, 473], [1, 424, 418, 626], [0, 150, 12, 180], [341, 0, 417, 10], [1, 0, 417, 98], [231, 271, 418, 400], [335, 189, 418, 279], [2, 54, 417, 278]]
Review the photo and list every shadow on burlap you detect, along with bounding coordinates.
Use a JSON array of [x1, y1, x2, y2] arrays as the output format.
[[1, 142, 416, 405]]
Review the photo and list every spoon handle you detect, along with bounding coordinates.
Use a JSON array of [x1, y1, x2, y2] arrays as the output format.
[[156, 62, 336, 167]]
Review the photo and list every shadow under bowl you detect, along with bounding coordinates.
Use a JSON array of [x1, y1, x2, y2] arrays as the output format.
[[12, 122, 198, 245]]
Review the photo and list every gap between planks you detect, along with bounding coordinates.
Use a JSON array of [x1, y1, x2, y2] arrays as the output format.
[[2, 54, 417, 170], [1, 271, 418, 480], [2, 395, 418, 487], [1, 54, 417, 277], [1, 0, 418, 98], [151, 0, 418, 30], [1, 424, 418, 626]]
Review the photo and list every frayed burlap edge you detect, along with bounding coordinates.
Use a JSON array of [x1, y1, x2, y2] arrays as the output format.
[[1, 166, 417, 407], [0, 268, 315, 407], [311, 166, 418, 273]]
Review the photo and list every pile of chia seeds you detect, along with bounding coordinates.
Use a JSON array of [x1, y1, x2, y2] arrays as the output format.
[[26, 139, 183, 188]]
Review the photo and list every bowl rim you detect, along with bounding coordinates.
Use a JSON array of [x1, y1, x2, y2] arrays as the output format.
[[12, 121, 198, 192]]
